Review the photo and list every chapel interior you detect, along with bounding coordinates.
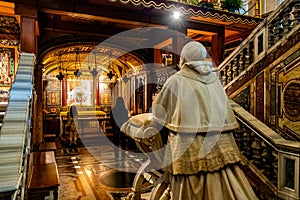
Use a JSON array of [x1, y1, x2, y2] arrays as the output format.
[[0, 0, 300, 199]]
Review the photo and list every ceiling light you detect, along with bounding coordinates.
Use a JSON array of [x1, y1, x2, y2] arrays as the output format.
[[56, 52, 65, 81], [173, 11, 181, 19], [73, 48, 82, 78]]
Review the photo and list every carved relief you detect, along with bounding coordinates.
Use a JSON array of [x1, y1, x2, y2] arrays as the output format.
[[0, 16, 20, 35], [0, 15, 20, 42]]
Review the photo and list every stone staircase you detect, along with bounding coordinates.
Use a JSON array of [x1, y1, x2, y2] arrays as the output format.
[[231, 100, 300, 199], [216, 0, 300, 199], [0, 53, 35, 200], [0, 101, 8, 130]]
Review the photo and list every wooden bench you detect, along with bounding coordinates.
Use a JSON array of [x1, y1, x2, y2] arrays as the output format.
[[27, 151, 59, 200], [38, 142, 57, 152], [30, 151, 56, 165], [43, 133, 56, 142]]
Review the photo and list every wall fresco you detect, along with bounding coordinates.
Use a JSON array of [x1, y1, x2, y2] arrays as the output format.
[[0, 46, 16, 86]]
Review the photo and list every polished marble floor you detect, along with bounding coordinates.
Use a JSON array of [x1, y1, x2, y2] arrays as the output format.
[[54, 134, 150, 200]]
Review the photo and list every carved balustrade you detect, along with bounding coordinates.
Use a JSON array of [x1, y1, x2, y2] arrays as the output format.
[[233, 120, 278, 186], [218, 0, 300, 89], [231, 100, 300, 200]]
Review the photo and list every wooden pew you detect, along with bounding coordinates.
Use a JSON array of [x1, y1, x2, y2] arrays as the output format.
[[27, 151, 59, 200], [38, 142, 57, 153]]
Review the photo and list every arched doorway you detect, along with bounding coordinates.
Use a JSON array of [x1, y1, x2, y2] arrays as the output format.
[[39, 41, 148, 137]]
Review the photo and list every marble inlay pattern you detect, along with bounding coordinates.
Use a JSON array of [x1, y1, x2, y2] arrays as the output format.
[[55, 136, 147, 200], [58, 175, 84, 200]]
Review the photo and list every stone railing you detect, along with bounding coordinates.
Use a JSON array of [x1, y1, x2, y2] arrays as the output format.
[[218, 0, 300, 90], [231, 100, 300, 200], [0, 53, 35, 200]]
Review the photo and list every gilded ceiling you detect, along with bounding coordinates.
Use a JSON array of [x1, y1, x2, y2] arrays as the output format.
[[41, 43, 145, 79], [0, 0, 262, 80]]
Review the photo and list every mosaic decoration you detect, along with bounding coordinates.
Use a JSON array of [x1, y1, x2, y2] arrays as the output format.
[[0, 46, 16, 86]]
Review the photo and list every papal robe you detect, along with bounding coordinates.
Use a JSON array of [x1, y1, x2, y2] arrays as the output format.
[[122, 66, 258, 200]]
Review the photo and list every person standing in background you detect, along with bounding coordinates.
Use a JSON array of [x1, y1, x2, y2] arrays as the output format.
[[66, 105, 79, 148], [110, 96, 129, 161]]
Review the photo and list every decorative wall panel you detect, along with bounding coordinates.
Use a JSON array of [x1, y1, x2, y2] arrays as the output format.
[[0, 46, 17, 87], [271, 48, 300, 140], [0, 15, 20, 41], [44, 79, 61, 117], [283, 81, 300, 122]]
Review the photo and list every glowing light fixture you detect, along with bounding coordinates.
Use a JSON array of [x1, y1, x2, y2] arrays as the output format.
[[107, 70, 115, 80], [106, 52, 115, 80], [89, 52, 98, 77], [122, 74, 129, 83], [172, 11, 181, 19], [73, 48, 82, 78], [56, 52, 65, 81]]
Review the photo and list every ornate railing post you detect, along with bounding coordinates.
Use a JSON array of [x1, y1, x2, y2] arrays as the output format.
[[282, 6, 293, 33], [292, 0, 300, 25], [231, 100, 300, 200], [218, 0, 300, 91], [278, 153, 300, 199]]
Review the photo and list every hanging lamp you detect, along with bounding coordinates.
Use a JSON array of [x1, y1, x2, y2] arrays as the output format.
[[89, 51, 98, 77], [56, 52, 65, 81], [74, 48, 82, 78], [106, 51, 115, 80], [122, 56, 129, 83]]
